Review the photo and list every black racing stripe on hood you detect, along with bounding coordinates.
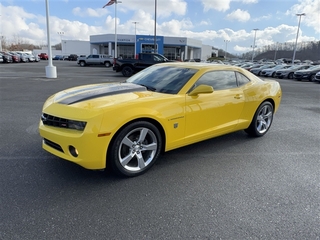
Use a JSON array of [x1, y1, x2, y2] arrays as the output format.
[[58, 83, 147, 105]]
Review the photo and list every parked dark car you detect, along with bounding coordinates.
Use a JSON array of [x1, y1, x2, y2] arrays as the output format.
[[8, 53, 20, 63], [0, 52, 13, 63], [52, 55, 63, 60], [293, 65, 320, 82], [67, 54, 78, 61], [113, 53, 171, 77]]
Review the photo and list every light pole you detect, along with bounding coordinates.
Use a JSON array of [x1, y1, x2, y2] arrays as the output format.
[[45, 0, 57, 78], [292, 13, 305, 65], [103, 0, 122, 59], [132, 21, 138, 59], [274, 42, 278, 61], [251, 28, 259, 62], [224, 40, 230, 60], [154, 0, 157, 53]]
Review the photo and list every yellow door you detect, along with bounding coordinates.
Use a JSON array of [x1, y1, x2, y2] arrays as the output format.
[[184, 70, 245, 142]]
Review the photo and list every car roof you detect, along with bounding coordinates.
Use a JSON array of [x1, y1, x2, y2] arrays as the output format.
[[158, 62, 241, 71]]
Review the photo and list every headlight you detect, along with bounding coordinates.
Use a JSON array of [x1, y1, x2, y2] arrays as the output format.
[[68, 120, 87, 131]]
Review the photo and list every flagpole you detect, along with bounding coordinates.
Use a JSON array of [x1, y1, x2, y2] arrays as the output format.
[[154, 0, 157, 53], [114, 0, 117, 59]]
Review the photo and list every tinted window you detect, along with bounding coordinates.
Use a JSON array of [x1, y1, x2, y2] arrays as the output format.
[[236, 72, 250, 86], [126, 65, 198, 94], [195, 71, 237, 91], [141, 54, 152, 61]]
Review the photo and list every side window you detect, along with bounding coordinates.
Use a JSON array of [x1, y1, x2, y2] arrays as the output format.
[[93, 55, 99, 58], [142, 54, 151, 61], [236, 72, 251, 86], [195, 71, 237, 91]]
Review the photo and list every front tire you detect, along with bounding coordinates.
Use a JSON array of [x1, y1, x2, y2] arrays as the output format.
[[288, 72, 294, 79], [309, 74, 315, 82], [122, 66, 134, 77], [245, 101, 274, 137], [109, 121, 162, 177], [79, 61, 85, 67]]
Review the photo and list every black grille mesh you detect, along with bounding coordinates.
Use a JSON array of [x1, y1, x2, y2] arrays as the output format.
[[41, 113, 69, 128]]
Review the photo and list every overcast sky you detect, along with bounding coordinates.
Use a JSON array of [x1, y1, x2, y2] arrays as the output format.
[[0, 0, 319, 54]]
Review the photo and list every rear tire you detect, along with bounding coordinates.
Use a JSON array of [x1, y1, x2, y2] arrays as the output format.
[[245, 101, 274, 137], [109, 121, 162, 177], [105, 61, 111, 67], [122, 66, 134, 77], [288, 72, 294, 79]]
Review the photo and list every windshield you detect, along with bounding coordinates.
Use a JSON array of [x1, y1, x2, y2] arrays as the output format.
[[308, 65, 320, 70], [126, 65, 198, 94], [273, 65, 287, 69]]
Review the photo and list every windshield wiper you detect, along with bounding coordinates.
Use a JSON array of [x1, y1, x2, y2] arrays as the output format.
[[138, 84, 156, 92]]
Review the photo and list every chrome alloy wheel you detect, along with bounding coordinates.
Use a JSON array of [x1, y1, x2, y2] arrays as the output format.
[[256, 104, 273, 134], [118, 127, 158, 172]]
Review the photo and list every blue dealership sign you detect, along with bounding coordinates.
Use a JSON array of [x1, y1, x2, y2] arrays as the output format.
[[136, 35, 164, 55]]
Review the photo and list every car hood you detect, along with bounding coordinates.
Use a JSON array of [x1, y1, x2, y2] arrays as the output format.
[[42, 82, 180, 120], [53, 82, 148, 105], [263, 68, 276, 72]]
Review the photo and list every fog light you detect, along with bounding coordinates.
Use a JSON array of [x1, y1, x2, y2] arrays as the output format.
[[69, 146, 79, 157]]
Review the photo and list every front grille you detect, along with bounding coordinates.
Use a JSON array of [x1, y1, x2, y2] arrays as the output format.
[[44, 138, 64, 153], [42, 113, 67, 128], [294, 74, 302, 78], [41, 113, 86, 131]]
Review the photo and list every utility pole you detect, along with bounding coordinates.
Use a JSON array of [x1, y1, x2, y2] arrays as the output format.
[[224, 40, 230, 60], [292, 13, 305, 65], [251, 28, 259, 62]]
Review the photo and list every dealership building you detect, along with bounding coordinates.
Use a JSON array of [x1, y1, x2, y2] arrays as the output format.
[[50, 33, 218, 61]]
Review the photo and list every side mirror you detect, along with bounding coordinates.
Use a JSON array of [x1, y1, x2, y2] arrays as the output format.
[[188, 84, 214, 96]]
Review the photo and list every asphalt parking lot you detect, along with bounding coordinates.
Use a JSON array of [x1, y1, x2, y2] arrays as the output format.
[[1, 60, 320, 240]]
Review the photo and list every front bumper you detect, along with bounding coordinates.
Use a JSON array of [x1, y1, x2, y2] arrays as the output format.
[[39, 121, 110, 170], [293, 73, 311, 80], [314, 75, 320, 82], [275, 72, 289, 78]]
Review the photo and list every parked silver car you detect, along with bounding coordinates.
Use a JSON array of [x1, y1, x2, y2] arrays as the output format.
[[260, 65, 289, 78], [250, 64, 276, 76], [23, 53, 36, 62], [15, 52, 28, 62], [275, 65, 311, 79]]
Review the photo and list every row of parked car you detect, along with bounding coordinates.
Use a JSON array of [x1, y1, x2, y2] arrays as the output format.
[[233, 61, 320, 83], [52, 54, 79, 61], [0, 51, 42, 63]]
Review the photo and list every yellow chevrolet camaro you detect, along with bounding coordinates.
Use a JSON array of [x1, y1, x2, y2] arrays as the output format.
[[39, 62, 282, 177]]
